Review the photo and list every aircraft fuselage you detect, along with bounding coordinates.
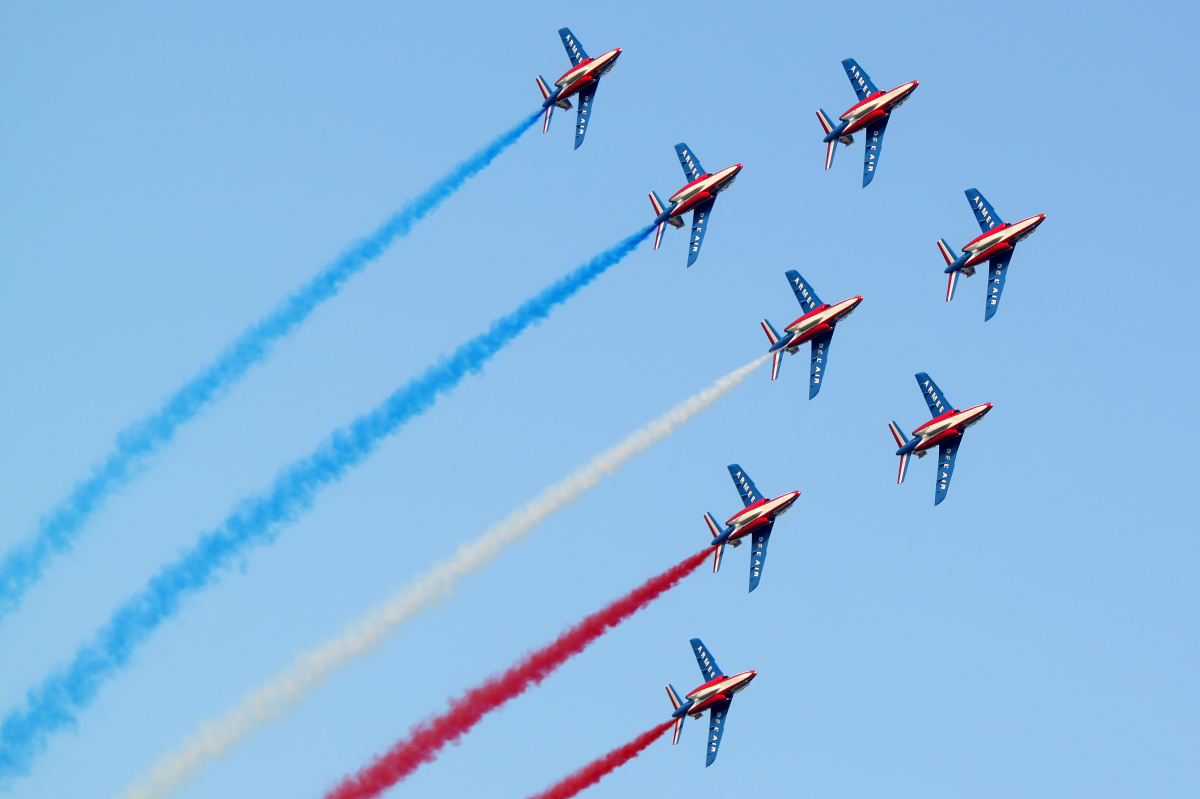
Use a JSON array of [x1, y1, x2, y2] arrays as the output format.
[[909, 403, 993, 452], [544, 48, 622, 106], [837, 81, 919, 135], [960, 214, 1046, 267], [676, 670, 758, 718], [662, 164, 743, 219], [774, 296, 863, 352], [723, 491, 801, 534]]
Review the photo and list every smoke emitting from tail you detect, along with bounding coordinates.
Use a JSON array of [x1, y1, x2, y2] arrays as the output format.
[[322, 548, 710, 799], [0, 109, 542, 623], [0, 225, 652, 781], [526, 721, 674, 799], [121, 356, 765, 799]]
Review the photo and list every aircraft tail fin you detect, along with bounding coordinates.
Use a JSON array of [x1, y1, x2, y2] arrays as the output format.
[[816, 108, 853, 171], [536, 75, 551, 100], [889, 421, 913, 484], [672, 715, 685, 745], [938, 239, 972, 302], [761, 320, 784, 381], [666, 683, 683, 711], [712, 541, 725, 573], [760, 319, 780, 346]]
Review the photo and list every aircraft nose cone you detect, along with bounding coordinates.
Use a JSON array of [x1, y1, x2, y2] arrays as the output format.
[[982, 402, 995, 415], [733, 163, 744, 174]]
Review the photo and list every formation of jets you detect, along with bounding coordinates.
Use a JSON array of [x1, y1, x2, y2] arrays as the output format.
[[527, 28, 1047, 768]]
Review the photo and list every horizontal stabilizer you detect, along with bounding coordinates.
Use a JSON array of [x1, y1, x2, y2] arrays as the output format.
[[554, 98, 573, 110], [666, 215, 684, 228]]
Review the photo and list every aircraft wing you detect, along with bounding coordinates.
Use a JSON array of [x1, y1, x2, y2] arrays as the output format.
[[809, 328, 833, 399], [785, 270, 822, 313], [984, 247, 1014, 321], [934, 435, 962, 505], [842, 58, 878, 101], [965, 188, 1004, 232], [915, 372, 952, 418], [675, 142, 704, 181], [727, 464, 762, 507], [690, 638, 723, 682], [748, 522, 773, 592], [686, 198, 716, 267], [573, 82, 598, 150], [861, 113, 890, 187], [705, 698, 733, 767], [557, 27, 588, 66]]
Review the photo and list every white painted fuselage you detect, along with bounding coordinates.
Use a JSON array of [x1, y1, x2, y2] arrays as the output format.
[[910, 403, 993, 451], [667, 164, 743, 217], [553, 48, 622, 99], [684, 670, 758, 716], [839, 81, 919, 132], [781, 296, 863, 348], [725, 491, 801, 530], [961, 214, 1046, 267]]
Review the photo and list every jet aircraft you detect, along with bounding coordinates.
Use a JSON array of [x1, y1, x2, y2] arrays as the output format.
[[665, 638, 757, 766], [703, 464, 800, 591], [937, 189, 1047, 320], [535, 28, 622, 149], [760, 270, 863, 397], [888, 373, 993, 505], [816, 59, 919, 186], [649, 143, 742, 266]]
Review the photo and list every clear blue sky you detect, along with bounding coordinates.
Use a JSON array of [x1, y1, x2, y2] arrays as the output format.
[[1, 1, 1197, 797]]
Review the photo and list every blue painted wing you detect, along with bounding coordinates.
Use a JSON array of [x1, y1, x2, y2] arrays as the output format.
[[727, 464, 762, 507], [557, 28, 588, 66], [690, 637, 724, 682], [934, 435, 962, 505], [861, 114, 889, 187], [965, 188, 1004, 232], [675, 142, 704, 182], [842, 58, 878, 101], [705, 698, 733, 766], [748, 523, 773, 592], [915, 372, 952, 418], [687, 197, 715, 267], [984, 247, 1014, 321], [809, 329, 833, 399], [573, 82, 598, 150], [784, 270, 822, 313]]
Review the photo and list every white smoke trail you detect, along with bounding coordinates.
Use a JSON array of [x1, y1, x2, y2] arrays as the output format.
[[121, 355, 766, 799]]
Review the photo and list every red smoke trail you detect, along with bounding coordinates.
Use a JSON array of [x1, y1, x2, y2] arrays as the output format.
[[323, 548, 710, 799], [526, 721, 674, 799]]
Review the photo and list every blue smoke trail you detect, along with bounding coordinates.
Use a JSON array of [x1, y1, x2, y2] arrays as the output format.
[[0, 225, 656, 781], [0, 109, 543, 622]]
